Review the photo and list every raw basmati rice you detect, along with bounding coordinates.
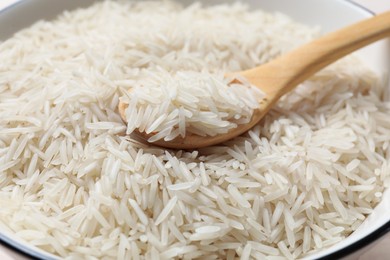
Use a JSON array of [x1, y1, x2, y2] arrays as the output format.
[[120, 70, 263, 142], [0, 1, 389, 259]]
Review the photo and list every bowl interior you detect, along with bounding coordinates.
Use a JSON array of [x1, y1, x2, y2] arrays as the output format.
[[0, 0, 389, 259]]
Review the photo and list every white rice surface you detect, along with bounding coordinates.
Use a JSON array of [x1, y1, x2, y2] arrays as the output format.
[[0, 1, 389, 259], [121, 70, 264, 141]]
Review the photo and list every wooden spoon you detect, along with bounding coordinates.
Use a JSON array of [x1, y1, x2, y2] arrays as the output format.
[[119, 11, 390, 149]]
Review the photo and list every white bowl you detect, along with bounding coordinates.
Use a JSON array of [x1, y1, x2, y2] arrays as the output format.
[[0, 0, 389, 259]]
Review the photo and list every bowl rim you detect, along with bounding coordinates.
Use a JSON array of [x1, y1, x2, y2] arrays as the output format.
[[317, 221, 390, 259], [0, 0, 388, 259]]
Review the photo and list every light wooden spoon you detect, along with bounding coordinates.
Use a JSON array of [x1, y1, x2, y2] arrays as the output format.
[[119, 11, 390, 149]]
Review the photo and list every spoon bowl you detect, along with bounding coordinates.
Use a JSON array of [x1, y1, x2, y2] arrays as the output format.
[[119, 11, 390, 149]]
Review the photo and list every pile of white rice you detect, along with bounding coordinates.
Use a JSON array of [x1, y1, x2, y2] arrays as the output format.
[[121, 71, 263, 142], [0, 1, 389, 259]]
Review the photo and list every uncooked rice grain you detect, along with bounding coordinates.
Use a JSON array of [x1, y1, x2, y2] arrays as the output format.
[[0, 1, 389, 259], [121, 70, 264, 141]]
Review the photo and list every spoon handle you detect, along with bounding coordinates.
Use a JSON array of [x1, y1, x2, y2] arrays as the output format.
[[242, 11, 390, 99]]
